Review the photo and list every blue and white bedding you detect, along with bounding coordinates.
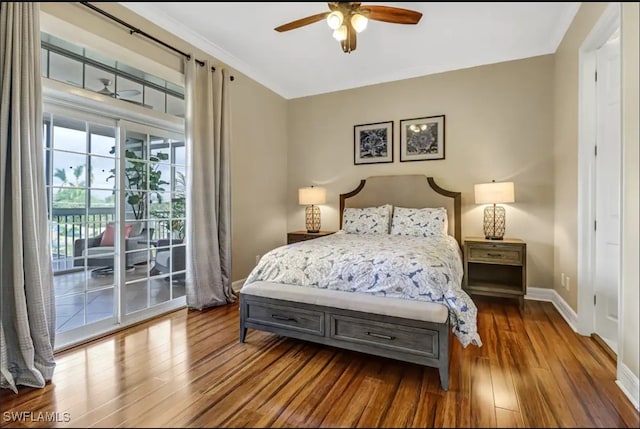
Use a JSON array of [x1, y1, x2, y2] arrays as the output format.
[[244, 231, 482, 347]]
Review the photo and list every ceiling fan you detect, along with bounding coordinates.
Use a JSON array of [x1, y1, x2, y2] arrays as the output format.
[[97, 78, 141, 100], [274, 2, 423, 54], [97, 78, 153, 108]]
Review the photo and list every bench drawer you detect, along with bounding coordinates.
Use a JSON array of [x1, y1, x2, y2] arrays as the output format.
[[329, 314, 439, 358], [245, 300, 324, 336]]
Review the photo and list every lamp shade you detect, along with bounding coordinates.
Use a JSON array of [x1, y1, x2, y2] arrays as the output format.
[[298, 186, 326, 205], [351, 13, 368, 33], [326, 10, 343, 30], [332, 24, 347, 41], [474, 181, 515, 204]]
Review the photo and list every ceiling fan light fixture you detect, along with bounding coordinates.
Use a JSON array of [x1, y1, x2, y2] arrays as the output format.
[[332, 24, 348, 41], [326, 10, 343, 30], [351, 13, 368, 33], [275, 3, 423, 54]]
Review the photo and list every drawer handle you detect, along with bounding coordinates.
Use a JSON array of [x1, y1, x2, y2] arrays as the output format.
[[487, 252, 503, 257], [367, 332, 395, 340], [271, 314, 297, 322]]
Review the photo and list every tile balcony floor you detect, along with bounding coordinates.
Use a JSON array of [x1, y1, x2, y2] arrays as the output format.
[[54, 263, 185, 332]]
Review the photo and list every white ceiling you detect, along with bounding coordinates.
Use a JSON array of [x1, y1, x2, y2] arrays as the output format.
[[120, 2, 580, 100]]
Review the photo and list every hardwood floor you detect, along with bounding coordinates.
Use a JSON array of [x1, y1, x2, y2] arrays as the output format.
[[1, 297, 638, 428]]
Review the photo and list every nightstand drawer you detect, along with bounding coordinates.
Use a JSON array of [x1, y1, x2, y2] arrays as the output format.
[[467, 244, 523, 264], [287, 231, 335, 244], [288, 233, 312, 244]]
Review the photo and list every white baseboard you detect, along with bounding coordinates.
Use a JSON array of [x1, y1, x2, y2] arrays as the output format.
[[617, 363, 640, 411], [231, 278, 246, 293], [525, 287, 578, 332]]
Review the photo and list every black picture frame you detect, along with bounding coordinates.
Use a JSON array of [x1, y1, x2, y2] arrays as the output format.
[[353, 121, 394, 165], [399, 115, 445, 162]]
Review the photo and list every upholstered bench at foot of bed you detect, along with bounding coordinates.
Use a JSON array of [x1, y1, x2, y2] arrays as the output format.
[[239, 281, 451, 390]]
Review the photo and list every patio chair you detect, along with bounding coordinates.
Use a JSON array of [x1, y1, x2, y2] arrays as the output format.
[[73, 221, 153, 269]]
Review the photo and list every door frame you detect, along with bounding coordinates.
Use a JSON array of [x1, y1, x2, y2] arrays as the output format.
[[577, 3, 621, 351], [44, 80, 186, 351]]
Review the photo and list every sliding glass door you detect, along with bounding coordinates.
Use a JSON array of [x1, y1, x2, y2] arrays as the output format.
[[46, 109, 186, 349]]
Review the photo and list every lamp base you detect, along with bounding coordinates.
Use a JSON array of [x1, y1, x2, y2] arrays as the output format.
[[305, 205, 321, 233], [483, 205, 506, 240]]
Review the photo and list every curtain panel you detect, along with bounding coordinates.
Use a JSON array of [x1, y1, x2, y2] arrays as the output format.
[[184, 58, 234, 309], [1, 2, 56, 393]]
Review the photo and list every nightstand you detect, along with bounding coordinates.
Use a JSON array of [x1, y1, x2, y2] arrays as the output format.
[[287, 230, 335, 244], [463, 237, 527, 310]]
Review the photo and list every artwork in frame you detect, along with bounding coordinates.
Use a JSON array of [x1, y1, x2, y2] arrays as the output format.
[[399, 115, 445, 162], [354, 121, 394, 165]]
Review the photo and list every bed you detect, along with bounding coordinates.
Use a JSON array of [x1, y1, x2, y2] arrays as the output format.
[[239, 175, 481, 390]]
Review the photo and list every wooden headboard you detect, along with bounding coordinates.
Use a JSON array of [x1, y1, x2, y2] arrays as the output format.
[[339, 175, 462, 246]]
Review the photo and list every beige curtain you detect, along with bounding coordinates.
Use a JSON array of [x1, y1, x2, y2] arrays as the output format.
[[184, 58, 234, 309], [1, 2, 56, 392]]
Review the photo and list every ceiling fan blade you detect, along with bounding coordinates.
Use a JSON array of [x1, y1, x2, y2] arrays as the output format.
[[360, 5, 422, 24], [274, 12, 329, 32], [117, 89, 141, 98]]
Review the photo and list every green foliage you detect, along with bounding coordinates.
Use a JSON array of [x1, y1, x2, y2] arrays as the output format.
[[53, 187, 86, 208], [107, 147, 169, 219], [52, 165, 86, 208], [171, 171, 186, 239], [150, 170, 186, 239]]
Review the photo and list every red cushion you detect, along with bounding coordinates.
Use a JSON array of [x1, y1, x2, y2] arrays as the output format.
[[100, 224, 133, 246]]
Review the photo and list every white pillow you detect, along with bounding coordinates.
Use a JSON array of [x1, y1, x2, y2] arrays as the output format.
[[390, 207, 448, 237], [342, 204, 392, 234]]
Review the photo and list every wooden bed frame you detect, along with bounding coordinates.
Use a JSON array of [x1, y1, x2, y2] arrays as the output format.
[[239, 175, 462, 390]]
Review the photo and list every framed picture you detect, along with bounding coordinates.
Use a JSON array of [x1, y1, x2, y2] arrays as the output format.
[[400, 115, 445, 162], [354, 121, 394, 165]]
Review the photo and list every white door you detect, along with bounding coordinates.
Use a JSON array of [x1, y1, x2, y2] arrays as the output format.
[[593, 36, 621, 351]]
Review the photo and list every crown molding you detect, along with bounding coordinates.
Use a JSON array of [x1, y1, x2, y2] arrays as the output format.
[[118, 2, 291, 99]]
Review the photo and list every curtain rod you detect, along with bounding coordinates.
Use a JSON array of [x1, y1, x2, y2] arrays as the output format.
[[79, 2, 235, 80]]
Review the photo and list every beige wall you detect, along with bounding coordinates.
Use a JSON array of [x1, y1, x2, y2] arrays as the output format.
[[40, 2, 288, 281], [553, 0, 638, 384], [230, 79, 288, 280], [552, 2, 609, 310], [287, 56, 555, 289], [621, 2, 639, 380]]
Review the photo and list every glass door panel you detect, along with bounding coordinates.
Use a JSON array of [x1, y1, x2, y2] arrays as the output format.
[[46, 111, 119, 345], [119, 121, 186, 320]]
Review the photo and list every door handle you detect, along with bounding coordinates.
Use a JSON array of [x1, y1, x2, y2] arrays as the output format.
[[271, 314, 296, 322], [367, 332, 394, 340]]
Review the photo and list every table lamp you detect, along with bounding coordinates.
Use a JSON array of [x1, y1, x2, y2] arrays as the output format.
[[474, 180, 515, 240], [298, 186, 326, 233]]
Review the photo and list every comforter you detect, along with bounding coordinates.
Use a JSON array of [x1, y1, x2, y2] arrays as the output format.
[[244, 232, 482, 347]]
